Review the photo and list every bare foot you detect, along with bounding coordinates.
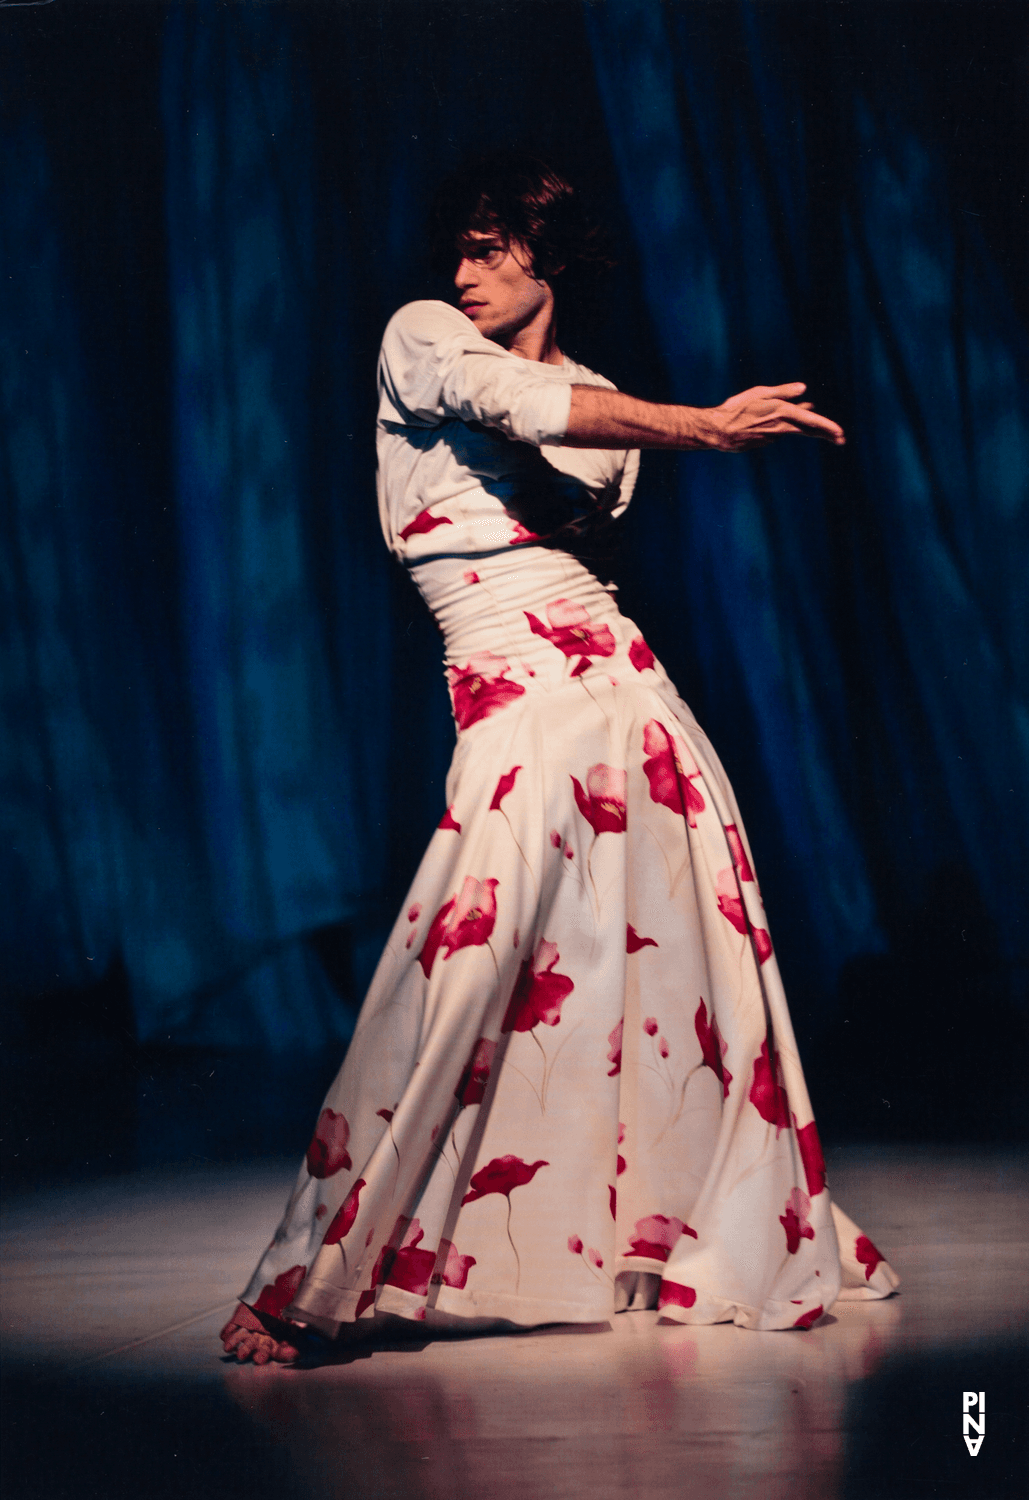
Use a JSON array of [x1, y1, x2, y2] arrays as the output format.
[[220, 1302, 302, 1365]]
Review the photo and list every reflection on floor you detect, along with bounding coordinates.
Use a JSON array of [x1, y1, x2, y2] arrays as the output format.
[[2, 1148, 1025, 1499]]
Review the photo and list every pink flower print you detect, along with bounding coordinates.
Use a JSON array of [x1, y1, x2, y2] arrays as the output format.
[[501, 939, 574, 1032], [455, 1037, 496, 1106], [588, 1248, 604, 1269], [795, 1119, 827, 1197], [617, 1122, 627, 1176], [565, 844, 574, 859], [253, 1265, 306, 1319], [607, 1019, 623, 1076], [490, 766, 521, 811], [627, 924, 658, 953], [855, 1235, 884, 1281], [724, 823, 755, 882], [550, 829, 562, 848], [513, 928, 519, 949], [399, 506, 453, 542], [780, 1188, 815, 1255], [658, 1036, 670, 1059], [792, 1304, 823, 1330], [643, 1017, 659, 1037], [418, 877, 499, 977], [715, 867, 773, 962], [315, 1204, 328, 1220], [568, 1235, 584, 1255], [694, 998, 732, 1099], [642, 720, 705, 826], [750, 1037, 790, 1133], [525, 599, 617, 662], [407, 903, 421, 922], [305, 1108, 352, 1179], [461, 1155, 548, 1205], [571, 764, 628, 835], [509, 521, 541, 544], [609, 1185, 617, 1218], [463, 570, 480, 586], [626, 1214, 696, 1262], [628, 635, 655, 672], [322, 1178, 366, 1245], [384, 1219, 437, 1297], [439, 1239, 476, 1290], [438, 807, 461, 833], [446, 651, 525, 730], [657, 1280, 697, 1312]]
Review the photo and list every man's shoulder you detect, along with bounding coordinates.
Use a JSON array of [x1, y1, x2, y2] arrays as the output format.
[[381, 299, 476, 350]]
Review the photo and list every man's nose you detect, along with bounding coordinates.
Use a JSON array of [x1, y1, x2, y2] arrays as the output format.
[[454, 257, 477, 288]]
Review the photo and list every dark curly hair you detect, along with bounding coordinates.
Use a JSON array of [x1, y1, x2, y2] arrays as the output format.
[[429, 150, 614, 339]]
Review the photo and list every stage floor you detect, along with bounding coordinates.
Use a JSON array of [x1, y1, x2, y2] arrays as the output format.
[[2, 1145, 1025, 1499]]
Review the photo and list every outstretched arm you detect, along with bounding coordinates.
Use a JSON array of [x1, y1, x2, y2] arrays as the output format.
[[563, 381, 845, 451]]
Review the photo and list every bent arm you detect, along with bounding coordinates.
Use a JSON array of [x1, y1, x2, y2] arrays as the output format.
[[563, 382, 845, 452]]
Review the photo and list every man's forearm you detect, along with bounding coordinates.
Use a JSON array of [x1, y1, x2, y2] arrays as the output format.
[[563, 385, 720, 451]]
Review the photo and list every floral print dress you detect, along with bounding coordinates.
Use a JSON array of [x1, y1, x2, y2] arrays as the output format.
[[240, 301, 898, 1333]]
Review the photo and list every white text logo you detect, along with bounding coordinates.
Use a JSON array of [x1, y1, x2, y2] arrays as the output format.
[[963, 1391, 985, 1456]]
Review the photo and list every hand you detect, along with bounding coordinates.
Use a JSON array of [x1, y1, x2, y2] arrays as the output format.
[[710, 383, 845, 451]]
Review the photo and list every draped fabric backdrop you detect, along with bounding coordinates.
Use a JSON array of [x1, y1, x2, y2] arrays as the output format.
[[2, 1, 1026, 1134]]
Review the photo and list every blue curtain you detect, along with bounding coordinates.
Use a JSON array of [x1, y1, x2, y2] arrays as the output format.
[[2, 0, 1026, 1064]]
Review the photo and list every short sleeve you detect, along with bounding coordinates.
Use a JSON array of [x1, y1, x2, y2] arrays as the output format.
[[378, 301, 572, 448]]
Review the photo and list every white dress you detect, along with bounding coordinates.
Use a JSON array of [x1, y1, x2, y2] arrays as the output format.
[[241, 302, 898, 1333]]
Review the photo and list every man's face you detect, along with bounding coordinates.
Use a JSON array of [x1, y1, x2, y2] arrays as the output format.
[[454, 230, 553, 347]]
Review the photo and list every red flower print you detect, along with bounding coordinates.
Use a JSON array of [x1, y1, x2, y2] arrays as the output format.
[[627, 924, 658, 953], [568, 1235, 583, 1255], [609, 1185, 617, 1219], [750, 1038, 790, 1133], [305, 1108, 352, 1179], [490, 766, 521, 811], [565, 845, 574, 859], [513, 928, 519, 948], [724, 823, 755, 882], [617, 1122, 626, 1176], [501, 939, 574, 1032], [642, 720, 706, 826], [439, 1239, 476, 1290], [629, 635, 656, 672], [438, 807, 461, 833], [626, 1214, 696, 1262], [795, 1119, 827, 1197], [779, 1188, 815, 1255], [407, 903, 421, 922], [446, 651, 526, 730], [588, 1248, 604, 1269], [694, 998, 732, 1099], [570, 656, 591, 678], [571, 764, 627, 835], [657, 1280, 697, 1312], [659, 1036, 670, 1059], [792, 1305, 823, 1330], [643, 1017, 658, 1036], [463, 570, 480, 585], [253, 1265, 306, 1319], [855, 1235, 884, 1281], [715, 868, 773, 963], [461, 1154, 548, 1205], [550, 829, 562, 848], [525, 599, 617, 662], [322, 1179, 366, 1245], [607, 1019, 623, 1076], [509, 521, 540, 544], [376, 1107, 394, 1122], [315, 1204, 328, 1220], [455, 1037, 496, 1106], [399, 506, 453, 542], [418, 877, 498, 977], [383, 1218, 437, 1296]]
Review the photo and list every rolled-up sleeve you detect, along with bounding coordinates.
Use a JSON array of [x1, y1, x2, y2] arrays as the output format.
[[378, 301, 572, 447]]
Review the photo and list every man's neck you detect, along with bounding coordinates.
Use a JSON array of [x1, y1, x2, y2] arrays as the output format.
[[500, 307, 564, 365]]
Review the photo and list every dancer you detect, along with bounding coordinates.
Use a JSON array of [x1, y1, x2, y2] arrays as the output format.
[[222, 153, 897, 1365]]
